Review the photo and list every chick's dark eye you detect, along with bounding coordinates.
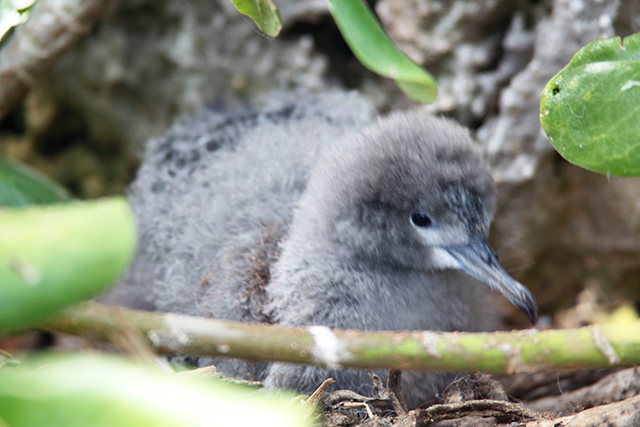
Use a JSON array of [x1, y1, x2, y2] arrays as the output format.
[[410, 211, 433, 227]]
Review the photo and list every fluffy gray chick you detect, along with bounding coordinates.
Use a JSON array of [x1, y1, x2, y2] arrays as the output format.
[[109, 92, 537, 408]]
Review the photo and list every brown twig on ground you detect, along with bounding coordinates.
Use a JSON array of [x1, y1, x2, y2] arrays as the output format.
[[367, 370, 386, 395], [527, 367, 640, 415], [443, 373, 509, 404], [501, 369, 614, 401], [0, 0, 109, 120], [416, 399, 539, 424], [306, 377, 336, 408], [523, 394, 640, 427], [340, 402, 378, 420], [387, 369, 408, 414], [322, 389, 389, 409]]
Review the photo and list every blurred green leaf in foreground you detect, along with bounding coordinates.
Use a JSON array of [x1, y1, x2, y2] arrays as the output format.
[[540, 32, 640, 176], [231, 0, 282, 37], [0, 354, 314, 427], [0, 198, 137, 333], [327, 0, 438, 103], [0, 157, 71, 207]]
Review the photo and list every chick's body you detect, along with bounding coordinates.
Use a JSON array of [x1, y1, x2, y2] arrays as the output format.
[[109, 92, 534, 408]]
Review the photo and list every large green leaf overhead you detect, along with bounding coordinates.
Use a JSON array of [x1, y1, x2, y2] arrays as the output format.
[[327, 0, 438, 103], [0, 198, 137, 332], [540, 33, 640, 176]]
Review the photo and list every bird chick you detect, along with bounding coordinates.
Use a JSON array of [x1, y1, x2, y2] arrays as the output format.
[[109, 93, 537, 408], [264, 106, 537, 407]]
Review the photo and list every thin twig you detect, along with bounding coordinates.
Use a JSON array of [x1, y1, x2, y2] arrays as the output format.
[[305, 377, 335, 408], [340, 401, 377, 420], [387, 369, 408, 414], [323, 389, 389, 408], [528, 367, 640, 415], [40, 302, 640, 375], [522, 394, 640, 426], [417, 399, 538, 424]]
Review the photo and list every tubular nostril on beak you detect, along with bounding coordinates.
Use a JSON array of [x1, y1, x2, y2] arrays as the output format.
[[476, 240, 496, 266]]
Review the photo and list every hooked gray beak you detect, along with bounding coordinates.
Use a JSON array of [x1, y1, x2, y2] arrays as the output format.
[[444, 238, 538, 323]]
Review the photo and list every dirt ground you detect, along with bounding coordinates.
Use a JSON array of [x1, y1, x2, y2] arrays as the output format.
[[311, 367, 640, 426]]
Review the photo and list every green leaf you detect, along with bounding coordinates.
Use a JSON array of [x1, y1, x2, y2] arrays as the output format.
[[230, 0, 282, 37], [327, 0, 437, 103], [540, 32, 640, 176], [0, 157, 71, 207], [0, 198, 137, 333], [0, 354, 313, 427]]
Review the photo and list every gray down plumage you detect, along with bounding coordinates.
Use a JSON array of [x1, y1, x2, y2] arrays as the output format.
[[108, 91, 536, 408], [108, 92, 374, 317]]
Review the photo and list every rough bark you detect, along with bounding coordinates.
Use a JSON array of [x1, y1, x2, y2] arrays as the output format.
[[0, 0, 109, 120]]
